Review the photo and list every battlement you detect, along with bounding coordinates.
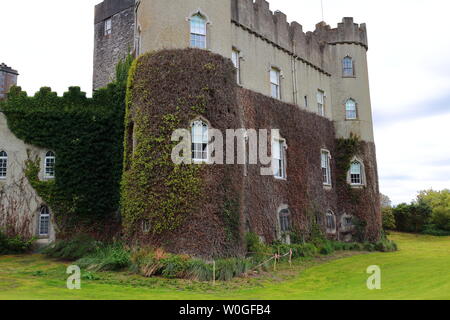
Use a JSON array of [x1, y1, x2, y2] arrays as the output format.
[[94, 0, 134, 24], [231, 0, 368, 70]]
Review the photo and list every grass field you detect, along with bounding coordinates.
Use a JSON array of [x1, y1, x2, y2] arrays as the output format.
[[0, 232, 449, 300]]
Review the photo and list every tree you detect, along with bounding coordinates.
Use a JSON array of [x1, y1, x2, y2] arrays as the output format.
[[382, 207, 396, 230], [417, 189, 450, 231], [380, 193, 392, 209], [393, 202, 432, 233]]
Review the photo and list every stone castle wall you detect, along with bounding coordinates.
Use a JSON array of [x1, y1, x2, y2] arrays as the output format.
[[93, 0, 135, 90]]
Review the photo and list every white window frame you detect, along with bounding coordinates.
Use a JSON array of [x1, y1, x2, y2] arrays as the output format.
[[104, 18, 112, 36], [321, 149, 332, 186], [232, 48, 241, 84], [39, 206, 50, 237], [346, 99, 358, 120], [44, 151, 56, 179], [191, 120, 209, 163], [317, 90, 325, 116], [190, 13, 207, 49], [350, 160, 363, 185], [270, 68, 281, 99], [343, 56, 354, 77], [0, 151, 7, 180], [272, 138, 287, 179]]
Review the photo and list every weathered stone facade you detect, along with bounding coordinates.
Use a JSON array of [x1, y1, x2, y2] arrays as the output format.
[[93, 0, 135, 90], [0, 64, 18, 100]]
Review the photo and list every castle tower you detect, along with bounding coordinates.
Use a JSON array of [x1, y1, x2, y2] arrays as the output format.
[[135, 0, 232, 57], [315, 18, 374, 143], [93, 0, 135, 90], [0, 63, 18, 100]]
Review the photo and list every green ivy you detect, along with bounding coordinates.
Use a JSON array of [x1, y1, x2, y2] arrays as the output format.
[[0, 57, 133, 235]]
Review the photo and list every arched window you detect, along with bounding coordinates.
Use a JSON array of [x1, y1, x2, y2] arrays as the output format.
[[190, 14, 207, 49], [191, 121, 208, 162], [279, 209, 291, 233], [0, 151, 7, 179], [326, 211, 336, 233], [45, 151, 56, 179], [350, 161, 363, 185], [345, 99, 357, 120], [343, 56, 354, 77], [39, 206, 50, 236]]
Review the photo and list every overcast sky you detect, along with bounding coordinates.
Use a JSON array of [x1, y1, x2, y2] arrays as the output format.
[[1, 0, 449, 205]]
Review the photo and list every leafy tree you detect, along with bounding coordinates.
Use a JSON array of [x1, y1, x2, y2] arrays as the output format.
[[417, 189, 450, 231], [380, 193, 392, 209], [393, 202, 432, 233], [382, 207, 396, 230]]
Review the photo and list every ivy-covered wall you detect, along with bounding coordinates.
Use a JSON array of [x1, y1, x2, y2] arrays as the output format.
[[123, 48, 382, 258], [0, 82, 126, 238], [123, 49, 245, 258]]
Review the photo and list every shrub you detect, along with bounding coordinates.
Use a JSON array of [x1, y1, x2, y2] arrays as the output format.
[[42, 235, 100, 260], [0, 231, 35, 255], [318, 241, 335, 255], [382, 207, 396, 230], [76, 243, 131, 272], [374, 238, 398, 252], [422, 225, 450, 237]]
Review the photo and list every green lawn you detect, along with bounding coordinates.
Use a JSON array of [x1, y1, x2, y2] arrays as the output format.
[[1, 232, 449, 300]]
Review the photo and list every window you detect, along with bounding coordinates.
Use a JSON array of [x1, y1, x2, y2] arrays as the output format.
[[304, 95, 308, 108], [279, 209, 291, 233], [190, 14, 207, 49], [104, 18, 112, 36], [343, 56, 354, 77], [350, 161, 363, 185], [191, 121, 208, 162], [39, 206, 50, 237], [142, 220, 151, 233], [317, 90, 325, 116], [321, 150, 331, 186], [326, 211, 336, 232], [45, 151, 56, 179], [232, 49, 241, 84], [344, 216, 353, 227], [270, 68, 281, 99], [273, 139, 286, 179], [0, 151, 7, 179], [346, 99, 357, 120]]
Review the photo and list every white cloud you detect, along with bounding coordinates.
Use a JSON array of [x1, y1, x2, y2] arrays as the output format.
[[1, 0, 449, 204]]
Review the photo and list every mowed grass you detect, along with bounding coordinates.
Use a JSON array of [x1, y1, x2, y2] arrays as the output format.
[[0, 232, 449, 300]]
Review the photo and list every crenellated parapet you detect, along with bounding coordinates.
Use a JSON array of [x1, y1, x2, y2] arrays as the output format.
[[231, 0, 368, 73]]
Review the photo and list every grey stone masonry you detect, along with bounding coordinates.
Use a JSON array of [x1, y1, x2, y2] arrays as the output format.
[[93, 0, 135, 90], [0, 63, 18, 100]]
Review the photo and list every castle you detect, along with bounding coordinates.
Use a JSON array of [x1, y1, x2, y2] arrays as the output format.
[[0, 0, 381, 257]]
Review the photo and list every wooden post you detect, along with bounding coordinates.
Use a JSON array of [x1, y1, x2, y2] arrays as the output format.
[[212, 260, 216, 286]]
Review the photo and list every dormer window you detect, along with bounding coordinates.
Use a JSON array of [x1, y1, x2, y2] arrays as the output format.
[[190, 14, 207, 49]]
